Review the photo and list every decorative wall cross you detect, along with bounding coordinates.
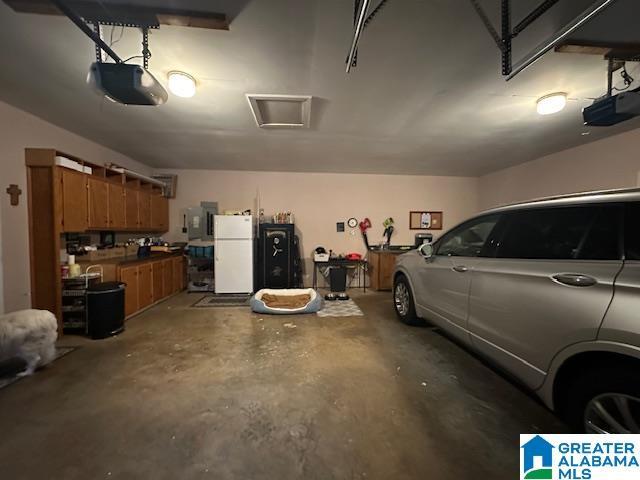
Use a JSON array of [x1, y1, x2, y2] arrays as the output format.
[[6, 184, 22, 206]]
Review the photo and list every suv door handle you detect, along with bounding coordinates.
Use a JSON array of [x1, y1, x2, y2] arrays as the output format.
[[552, 273, 597, 287], [452, 265, 469, 273]]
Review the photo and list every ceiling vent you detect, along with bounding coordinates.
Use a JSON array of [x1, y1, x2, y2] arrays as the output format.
[[246, 94, 312, 129]]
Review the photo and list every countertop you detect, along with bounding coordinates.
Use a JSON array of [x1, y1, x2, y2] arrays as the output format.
[[368, 247, 414, 254], [77, 251, 184, 267]]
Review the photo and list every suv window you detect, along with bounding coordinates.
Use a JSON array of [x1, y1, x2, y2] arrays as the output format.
[[580, 206, 621, 260], [436, 215, 500, 257], [495, 205, 620, 260], [625, 202, 640, 260]]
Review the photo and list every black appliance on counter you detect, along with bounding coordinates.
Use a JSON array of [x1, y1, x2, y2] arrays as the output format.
[[415, 233, 434, 248], [87, 282, 125, 339], [257, 223, 301, 290]]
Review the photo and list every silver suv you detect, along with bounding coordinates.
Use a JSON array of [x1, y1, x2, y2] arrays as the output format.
[[393, 189, 640, 433]]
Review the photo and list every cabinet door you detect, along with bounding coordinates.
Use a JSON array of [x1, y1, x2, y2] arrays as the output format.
[[172, 257, 183, 293], [161, 197, 169, 232], [162, 258, 173, 297], [152, 261, 164, 302], [108, 183, 126, 229], [138, 263, 153, 309], [151, 195, 169, 232], [139, 192, 151, 230], [379, 254, 398, 291], [368, 252, 380, 291], [61, 169, 87, 232], [125, 188, 139, 230], [120, 266, 139, 317], [88, 178, 109, 229]]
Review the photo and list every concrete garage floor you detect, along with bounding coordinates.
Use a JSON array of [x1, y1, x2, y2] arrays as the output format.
[[0, 291, 566, 479]]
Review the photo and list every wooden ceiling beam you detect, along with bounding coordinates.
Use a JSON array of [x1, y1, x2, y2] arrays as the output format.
[[2, 0, 229, 30], [556, 41, 640, 61]]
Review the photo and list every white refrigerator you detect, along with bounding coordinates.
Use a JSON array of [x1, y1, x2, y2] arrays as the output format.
[[214, 215, 254, 294]]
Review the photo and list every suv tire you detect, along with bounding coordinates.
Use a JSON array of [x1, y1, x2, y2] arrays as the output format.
[[562, 366, 640, 433], [393, 274, 421, 326]]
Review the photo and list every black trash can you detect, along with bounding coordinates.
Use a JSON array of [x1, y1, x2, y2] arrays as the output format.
[[87, 281, 125, 339], [329, 266, 347, 292]]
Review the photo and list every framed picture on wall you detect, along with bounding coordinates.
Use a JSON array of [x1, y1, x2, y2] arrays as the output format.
[[409, 211, 443, 230]]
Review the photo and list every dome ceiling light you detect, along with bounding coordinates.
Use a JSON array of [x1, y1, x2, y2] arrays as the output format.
[[536, 93, 567, 115], [168, 71, 197, 98]]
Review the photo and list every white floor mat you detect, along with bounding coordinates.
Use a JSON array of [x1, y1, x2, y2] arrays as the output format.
[[317, 299, 364, 317]]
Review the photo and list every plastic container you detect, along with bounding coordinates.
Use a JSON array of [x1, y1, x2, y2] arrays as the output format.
[[188, 245, 214, 258], [69, 263, 81, 278], [329, 266, 347, 292], [87, 281, 125, 339]]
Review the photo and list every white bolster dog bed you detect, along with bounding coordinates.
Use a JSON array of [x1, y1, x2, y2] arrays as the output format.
[[251, 288, 322, 314]]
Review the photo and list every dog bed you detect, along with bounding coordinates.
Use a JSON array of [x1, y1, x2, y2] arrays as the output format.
[[250, 288, 322, 314]]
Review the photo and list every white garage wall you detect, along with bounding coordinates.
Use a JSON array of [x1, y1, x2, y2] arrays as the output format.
[[0, 100, 152, 314], [159, 169, 479, 285], [478, 127, 640, 209]]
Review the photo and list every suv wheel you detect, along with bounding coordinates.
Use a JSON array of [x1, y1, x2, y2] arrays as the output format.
[[584, 394, 640, 433], [563, 368, 640, 433], [393, 275, 420, 326]]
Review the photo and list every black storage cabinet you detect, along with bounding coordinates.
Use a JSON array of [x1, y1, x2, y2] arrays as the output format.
[[87, 281, 125, 339], [258, 223, 295, 290]]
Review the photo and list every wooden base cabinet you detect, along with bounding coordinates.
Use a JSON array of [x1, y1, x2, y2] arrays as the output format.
[[117, 255, 185, 319], [368, 250, 405, 291], [152, 261, 164, 303], [138, 262, 154, 310], [172, 256, 184, 292], [162, 258, 173, 297], [120, 265, 139, 317]]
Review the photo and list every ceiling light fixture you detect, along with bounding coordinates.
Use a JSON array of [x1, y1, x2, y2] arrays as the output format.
[[167, 71, 197, 98], [536, 93, 567, 115]]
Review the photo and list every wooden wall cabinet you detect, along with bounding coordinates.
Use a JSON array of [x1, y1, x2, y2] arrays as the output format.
[[139, 191, 152, 230], [61, 169, 88, 232], [88, 177, 110, 229], [368, 250, 404, 291], [125, 188, 140, 229], [31, 149, 169, 235], [108, 183, 126, 229], [151, 194, 169, 231]]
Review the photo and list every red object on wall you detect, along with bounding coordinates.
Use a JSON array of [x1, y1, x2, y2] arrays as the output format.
[[359, 218, 371, 232]]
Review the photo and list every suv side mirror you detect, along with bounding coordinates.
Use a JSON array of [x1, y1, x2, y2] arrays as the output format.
[[418, 243, 434, 259]]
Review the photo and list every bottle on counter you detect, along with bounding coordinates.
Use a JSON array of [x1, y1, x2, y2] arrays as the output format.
[[67, 254, 81, 278]]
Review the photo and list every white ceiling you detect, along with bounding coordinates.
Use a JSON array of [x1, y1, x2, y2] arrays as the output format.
[[0, 0, 639, 176]]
